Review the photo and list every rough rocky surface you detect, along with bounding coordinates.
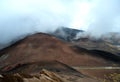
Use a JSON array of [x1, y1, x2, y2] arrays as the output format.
[[0, 69, 67, 82]]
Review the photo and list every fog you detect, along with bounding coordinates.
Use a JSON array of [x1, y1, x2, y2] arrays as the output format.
[[87, 0, 120, 37], [0, 0, 120, 48]]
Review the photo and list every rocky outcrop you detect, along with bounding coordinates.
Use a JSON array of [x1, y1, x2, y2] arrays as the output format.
[[50, 27, 83, 42], [0, 69, 67, 82]]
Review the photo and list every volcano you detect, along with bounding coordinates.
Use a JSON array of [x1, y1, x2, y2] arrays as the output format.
[[0, 32, 120, 82], [0, 33, 119, 67]]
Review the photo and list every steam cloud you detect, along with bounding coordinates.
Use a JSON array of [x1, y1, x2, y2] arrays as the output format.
[[0, 0, 120, 48], [87, 0, 120, 37]]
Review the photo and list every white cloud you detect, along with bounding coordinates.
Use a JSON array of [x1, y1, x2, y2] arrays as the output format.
[[0, 0, 120, 45]]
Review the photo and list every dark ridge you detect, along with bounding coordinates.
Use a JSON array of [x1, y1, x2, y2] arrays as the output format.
[[0, 60, 84, 77], [73, 46, 120, 63], [91, 50, 120, 63]]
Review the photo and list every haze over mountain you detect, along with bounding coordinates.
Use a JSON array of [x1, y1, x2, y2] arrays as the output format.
[[0, 0, 120, 81], [0, 0, 120, 47]]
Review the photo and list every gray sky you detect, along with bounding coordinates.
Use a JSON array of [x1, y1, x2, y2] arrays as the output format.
[[0, 0, 120, 44]]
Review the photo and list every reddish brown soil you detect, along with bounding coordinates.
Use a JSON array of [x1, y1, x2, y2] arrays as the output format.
[[0, 33, 116, 68]]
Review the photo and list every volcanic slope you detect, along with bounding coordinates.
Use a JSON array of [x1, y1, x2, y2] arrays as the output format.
[[0, 33, 119, 68]]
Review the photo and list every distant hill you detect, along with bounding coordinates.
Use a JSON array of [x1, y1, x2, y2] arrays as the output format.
[[49, 27, 83, 41], [49, 27, 120, 56]]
